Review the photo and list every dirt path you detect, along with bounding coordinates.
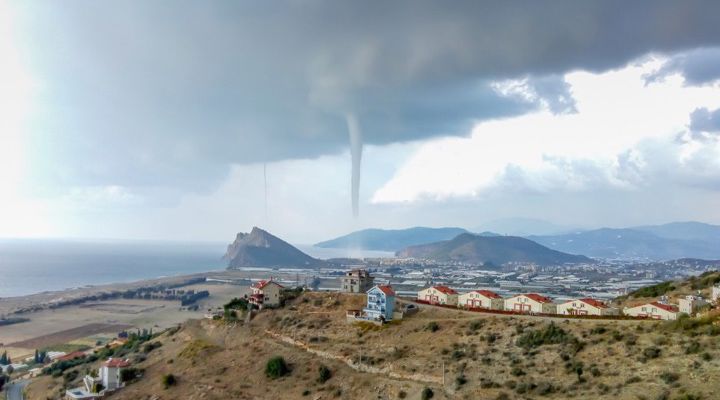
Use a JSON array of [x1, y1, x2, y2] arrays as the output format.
[[265, 329, 443, 385]]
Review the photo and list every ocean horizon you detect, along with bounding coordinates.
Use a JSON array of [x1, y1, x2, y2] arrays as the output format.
[[0, 239, 394, 298]]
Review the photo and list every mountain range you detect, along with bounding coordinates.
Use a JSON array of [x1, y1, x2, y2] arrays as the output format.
[[529, 223, 720, 261], [314, 227, 470, 252], [316, 221, 720, 261], [224, 227, 321, 268], [396, 233, 592, 266]]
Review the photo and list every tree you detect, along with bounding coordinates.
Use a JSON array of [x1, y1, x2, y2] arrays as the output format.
[[0, 351, 8, 365], [265, 356, 289, 379]]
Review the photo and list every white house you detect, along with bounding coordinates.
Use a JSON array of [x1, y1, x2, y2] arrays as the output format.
[[678, 295, 708, 316], [458, 290, 504, 310], [249, 279, 284, 308], [65, 358, 131, 400], [623, 301, 679, 320], [504, 293, 555, 314], [417, 285, 459, 306], [557, 298, 618, 316], [712, 285, 720, 303]]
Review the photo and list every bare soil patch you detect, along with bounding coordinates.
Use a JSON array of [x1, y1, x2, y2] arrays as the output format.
[[8, 323, 132, 349]]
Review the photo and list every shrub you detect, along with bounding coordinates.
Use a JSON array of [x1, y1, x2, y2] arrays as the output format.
[[143, 342, 162, 354], [426, 322, 440, 332], [265, 356, 289, 379], [421, 387, 434, 400], [659, 371, 679, 384], [302, 390, 311, 396], [701, 352, 712, 361], [398, 390, 407, 399], [643, 347, 661, 359], [162, 373, 177, 389], [455, 374, 467, 387], [630, 281, 675, 298], [318, 365, 331, 383], [510, 367, 525, 376], [516, 323, 581, 353], [685, 341, 701, 354]]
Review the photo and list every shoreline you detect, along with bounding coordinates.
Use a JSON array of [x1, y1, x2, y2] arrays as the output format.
[[0, 271, 224, 316]]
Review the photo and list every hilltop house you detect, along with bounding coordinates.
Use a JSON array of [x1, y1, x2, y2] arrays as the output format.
[[678, 295, 708, 316], [623, 301, 679, 320], [363, 285, 396, 322], [712, 285, 720, 303], [505, 293, 556, 314], [459, 290, 504, 310], [557, 298, 618, 316], [65, 358, 131, 400], [249, 279, 284, 308], [341, 269, 374, 293], [417, 285, 459, 306]]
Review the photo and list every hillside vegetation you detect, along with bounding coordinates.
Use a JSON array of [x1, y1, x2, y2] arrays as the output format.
[[26, 289, 720, 400]]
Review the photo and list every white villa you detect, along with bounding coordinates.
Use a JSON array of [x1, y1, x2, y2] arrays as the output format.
[[417, 285, 459, 306], [556, 298, 619, 316], [623, 301, 679, 320], [65, 358, 130, 400], [458, 290, 504, 310], [504, 293, 556, 314]]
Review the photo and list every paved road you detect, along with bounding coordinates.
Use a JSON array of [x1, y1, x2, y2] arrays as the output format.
[[5, 380, 28, 400]]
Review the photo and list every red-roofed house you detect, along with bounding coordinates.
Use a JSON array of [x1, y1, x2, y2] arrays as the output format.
[[557, 298, 619, 316], [249, 279, 284, 308], [363, 285, 396, 322], [505, 293, 556, 314], [459, 290, 504, 310], [417, 286, 459, 306], [623, 301, 679, 320]]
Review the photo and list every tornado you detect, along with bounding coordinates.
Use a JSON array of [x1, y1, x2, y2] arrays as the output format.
[[346, 113, 363, 217]]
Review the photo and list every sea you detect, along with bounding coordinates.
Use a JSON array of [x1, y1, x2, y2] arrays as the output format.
[[0, 239, 393, 298]]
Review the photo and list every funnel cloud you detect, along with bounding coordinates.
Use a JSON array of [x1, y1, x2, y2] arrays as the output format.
[[346, 113, 363, 217]]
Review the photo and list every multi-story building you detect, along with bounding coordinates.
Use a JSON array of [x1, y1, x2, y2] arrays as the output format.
[[249, 279, 284, 308], [363, 285, 396, 322], [341, 269, 374, 293]]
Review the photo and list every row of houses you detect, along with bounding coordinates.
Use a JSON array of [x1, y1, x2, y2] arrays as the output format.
[[417, 285, 713, 320]]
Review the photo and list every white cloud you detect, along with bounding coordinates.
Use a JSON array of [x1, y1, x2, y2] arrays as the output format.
[[372, 57, 720, 203]]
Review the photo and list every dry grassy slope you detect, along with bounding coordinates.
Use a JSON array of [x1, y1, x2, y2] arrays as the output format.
[[27, 292, 720, 400]]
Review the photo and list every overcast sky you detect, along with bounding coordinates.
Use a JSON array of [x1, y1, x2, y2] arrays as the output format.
[[1, 0, 720, 243]]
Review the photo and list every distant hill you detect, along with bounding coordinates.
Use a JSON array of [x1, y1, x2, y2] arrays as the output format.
[[477, 217, 573, 236], [530, 227, 720, 261], [396, 233, 592, 266], [315, 227, 470, 252], [224, 227, 321, 268], [632, 221, 720, 243]]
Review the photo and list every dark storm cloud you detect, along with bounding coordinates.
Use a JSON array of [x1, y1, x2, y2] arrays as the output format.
[[645, 48, 720, 86], [15, 0, 720, 191], [689, 107, 720, 136]]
